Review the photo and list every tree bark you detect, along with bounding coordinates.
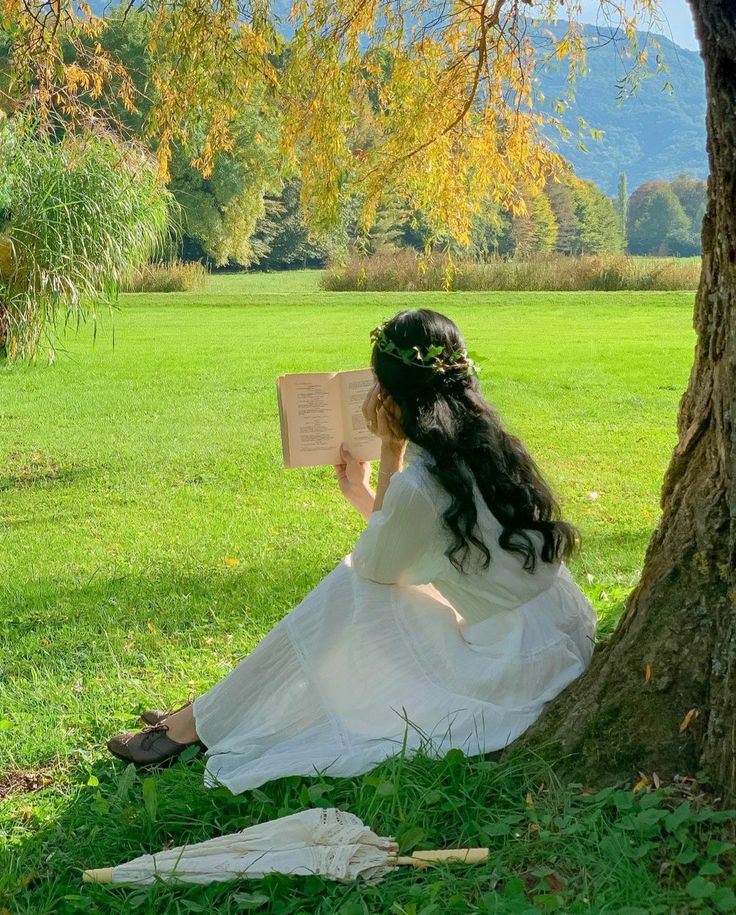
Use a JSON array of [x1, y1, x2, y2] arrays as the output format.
[[525, 0, 736, 800]]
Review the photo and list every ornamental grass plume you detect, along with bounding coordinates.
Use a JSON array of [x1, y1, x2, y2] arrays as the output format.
[[0, 117, 175, 361]]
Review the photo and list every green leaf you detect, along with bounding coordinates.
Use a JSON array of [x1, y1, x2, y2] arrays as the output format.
[[665, 801, 693, 831], [673, 848, 699, 864], [178, 743, 201, 763], [532, 894, 564, 910], [712, 887, 736, 912], [397, 825, 426, 853], [699, 861, 723, 876], [611, 790, 635, 811], [707, 840, 734, 857], [687, 876, 716, 900], [142, 777, 158, 822], [302, 875, 325, 895], [86, 775, 99, 788], [443, 748, 465, 767], [0, 719, 12, 731], [307, 783, 331, 803], [114, 764, 137, 804], [633, 808, 668, 829], [231, 892, 270, 909], [502, 878, 527, 899]]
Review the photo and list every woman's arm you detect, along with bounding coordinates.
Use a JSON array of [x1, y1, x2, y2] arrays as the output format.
[[372, 441, 405, 512], [334, 445, 375, 521], [362, 381, 406, 514]]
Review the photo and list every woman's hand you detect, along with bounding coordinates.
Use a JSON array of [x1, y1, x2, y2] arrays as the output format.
[[362, 383, 405, 450], [334, 444, 374, 521]]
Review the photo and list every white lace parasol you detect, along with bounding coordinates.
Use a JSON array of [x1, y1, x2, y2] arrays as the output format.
[[82, 808, 488, 886]]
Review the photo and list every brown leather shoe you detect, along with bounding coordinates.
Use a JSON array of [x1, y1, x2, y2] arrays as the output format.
[[107, 725, 198, 767], [139, 701, 192, 727]]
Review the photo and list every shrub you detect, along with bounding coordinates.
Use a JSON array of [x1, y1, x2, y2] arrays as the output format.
[[121, 261, 208, 293], [0, 117, 173, 361], [321, 251, 701, 292]]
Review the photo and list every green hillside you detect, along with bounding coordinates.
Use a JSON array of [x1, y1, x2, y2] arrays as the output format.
[[534, 22, 707, 193]]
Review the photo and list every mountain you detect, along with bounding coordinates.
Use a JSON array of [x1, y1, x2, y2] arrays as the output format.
[[534, 22, 707, 194]]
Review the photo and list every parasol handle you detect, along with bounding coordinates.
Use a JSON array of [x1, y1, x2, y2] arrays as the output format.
[[82, 867, 114, 884], [391, 847, 489, 868]]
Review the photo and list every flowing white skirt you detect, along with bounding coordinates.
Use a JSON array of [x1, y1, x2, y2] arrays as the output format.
[[193, 557, 596, 794]]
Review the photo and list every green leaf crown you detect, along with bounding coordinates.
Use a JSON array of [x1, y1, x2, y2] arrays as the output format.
[[370, 321, 480, 379]]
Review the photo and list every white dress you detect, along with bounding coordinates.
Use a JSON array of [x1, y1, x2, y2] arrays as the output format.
[[193, 446, 596, 794]]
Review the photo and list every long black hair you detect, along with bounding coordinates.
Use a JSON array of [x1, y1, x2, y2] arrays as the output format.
[[371, 308, 578, 573]]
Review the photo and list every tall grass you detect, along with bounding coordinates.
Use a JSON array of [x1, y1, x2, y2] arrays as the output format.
[[322, 251, 702, 292], [0, 118, 174, 361], [120, 261, 208, 293]]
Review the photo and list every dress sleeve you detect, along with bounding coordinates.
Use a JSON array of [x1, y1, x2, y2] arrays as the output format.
[[351, 470, 443, 585]]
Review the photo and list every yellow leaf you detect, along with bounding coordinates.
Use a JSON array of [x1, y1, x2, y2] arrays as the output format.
[[555, 37, 570, 59], [644, 663, 652, 683], [679, 708, 698, 733], [633, 775, 649, 793], [224, 557, 240, 566]]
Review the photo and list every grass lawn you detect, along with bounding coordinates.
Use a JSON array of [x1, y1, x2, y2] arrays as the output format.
[[2, 274, 734, 913]]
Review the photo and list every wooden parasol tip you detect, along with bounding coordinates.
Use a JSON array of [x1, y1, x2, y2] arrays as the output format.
[[393, 847, 489, 868], [82, 867, 114, 884]]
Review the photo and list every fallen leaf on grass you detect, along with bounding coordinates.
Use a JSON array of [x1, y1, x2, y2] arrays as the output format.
[[546, 872, 566, 893], [633, 775, 650, 793], [644, 662, 652, 682], [679, 708, 699, 733], [224, 557, 240, 566]]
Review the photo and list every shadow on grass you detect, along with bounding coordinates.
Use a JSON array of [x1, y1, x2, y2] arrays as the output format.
[[1, 558, 325, 646]]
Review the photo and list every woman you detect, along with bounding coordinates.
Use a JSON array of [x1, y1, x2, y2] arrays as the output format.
[[108, 309, 596, 792]]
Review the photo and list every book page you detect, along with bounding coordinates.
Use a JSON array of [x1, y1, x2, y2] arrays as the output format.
[[338, 368, 382, 462], [277, 373, 344, 467]]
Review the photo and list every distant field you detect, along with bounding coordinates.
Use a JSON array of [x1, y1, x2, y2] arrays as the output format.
[[207, 269, 325, 295], [0, 275, 701, 912]]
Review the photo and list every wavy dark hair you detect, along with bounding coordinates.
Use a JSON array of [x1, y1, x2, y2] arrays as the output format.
[[371, 308, 578, 573]]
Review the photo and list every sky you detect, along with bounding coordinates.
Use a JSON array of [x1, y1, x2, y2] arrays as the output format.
[[267, 0, 700, 51], [575, 0, 699, 50]]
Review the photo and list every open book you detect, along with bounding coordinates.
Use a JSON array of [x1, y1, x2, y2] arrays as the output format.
[[276, 368, 382, 468]]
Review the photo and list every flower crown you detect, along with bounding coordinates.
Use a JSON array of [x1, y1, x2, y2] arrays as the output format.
[[370, 321, 480, 380]]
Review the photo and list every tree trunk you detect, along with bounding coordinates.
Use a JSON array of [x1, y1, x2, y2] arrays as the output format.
[[525, 0, 736, 800]]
